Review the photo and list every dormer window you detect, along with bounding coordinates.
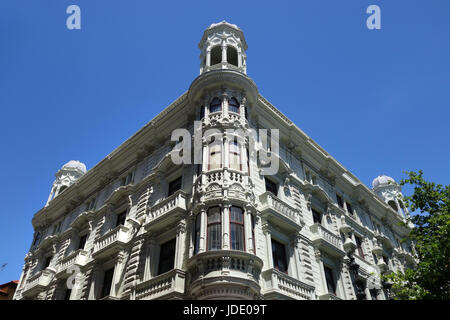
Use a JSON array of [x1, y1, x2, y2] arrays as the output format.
[[388, 200, 398, 212]]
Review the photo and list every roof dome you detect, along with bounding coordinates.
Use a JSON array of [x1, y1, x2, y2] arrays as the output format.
[[372, 175, 396, 189], [61, 160, 87, 174]]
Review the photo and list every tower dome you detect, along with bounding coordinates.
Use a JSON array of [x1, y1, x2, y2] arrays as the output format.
[[372, 175, 408, 218], [45, 160, 87, 206], [372, 175, 396, 189], [62, 160, 87, 174]]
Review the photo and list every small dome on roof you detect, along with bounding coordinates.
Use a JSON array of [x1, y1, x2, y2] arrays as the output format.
[[62, 160, 87, 174], [372, 175, 396, 189]]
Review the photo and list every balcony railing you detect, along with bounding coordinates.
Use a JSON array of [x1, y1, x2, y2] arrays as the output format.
[[187, 250, 263, 285], [56, 249, 88, 276], [145, 191, 187, 231], [310, 223, 345, 257], [259, 192, 301, 228], [262, 268, 315, 300], [135, 269, 185, 300], [149, 191, 187, 221], [93, 225, 130, 258], [22, 269, 55, 297]]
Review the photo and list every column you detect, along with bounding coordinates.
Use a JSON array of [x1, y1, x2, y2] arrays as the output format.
[[262, 221, 273, 269], [199, 208, 207, 253], [222, 204, 230, 249], [221, 44, 227, 64], [244, 208, 253, 254], [206, 49, 211, 69], [174, 220, 186, 270]]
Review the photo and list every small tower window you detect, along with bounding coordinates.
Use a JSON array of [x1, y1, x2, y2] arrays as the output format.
[[210, 46, 221, 66], [209, 97, 222, 113], [227, 46, 238, 66], [388, 200, 398, 212], [228, 97, 240, 113], [59, 185, 68, 194]]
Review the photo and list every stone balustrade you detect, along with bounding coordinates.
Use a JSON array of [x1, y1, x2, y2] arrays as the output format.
[[135, 269, 185, 300], [262, 268, 315, 300]]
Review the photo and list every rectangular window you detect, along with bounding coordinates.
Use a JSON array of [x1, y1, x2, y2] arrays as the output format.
[[87, 198, 96, 211], [355, 236, 364, 258], [100, 267, 114, 299], [121, 172, 133, 186], [230, 206, 245, 251], [324, 266, 337, 294], [116, 211, 126, 228], [207, 207, 222, 250], [312, 209, 322, 224], [209, 143, 222, 170], [43, 256, 52, 269], [78, 234, 88, 250], [229, 140, 241, 171], [271, 239, 288, 273], [265, 178, 278, 196], [168, 176, 182, 197], [346, 202, 354, 215], [64, 289, 72, 300], [336, 194, 344, 208], [251, 214, 256, 254], [370, 289, 378, 300], [158, 238, 176, 275], [194, 214, 201, 254]]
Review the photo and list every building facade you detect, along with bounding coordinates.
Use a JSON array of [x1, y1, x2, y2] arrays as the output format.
[[14, 22, 416, 300]]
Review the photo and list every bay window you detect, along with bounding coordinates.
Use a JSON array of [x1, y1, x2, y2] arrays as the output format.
[[229, 140, 241, 171]]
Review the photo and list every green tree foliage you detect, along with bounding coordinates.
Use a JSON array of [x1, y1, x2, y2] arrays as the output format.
[[383, 170, 450, 299]]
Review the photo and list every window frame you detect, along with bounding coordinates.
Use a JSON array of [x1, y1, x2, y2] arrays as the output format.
[[229, 206, 245, 251], [271, 238, 288, 273], [206, 207, 222, 251], [157, 238, 176, 275]]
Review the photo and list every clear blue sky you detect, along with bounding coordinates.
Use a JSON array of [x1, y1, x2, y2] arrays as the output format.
[[0, 0, 449, 283]]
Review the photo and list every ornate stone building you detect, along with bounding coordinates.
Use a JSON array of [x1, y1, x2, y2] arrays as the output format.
[[14, 21, 416, 300]]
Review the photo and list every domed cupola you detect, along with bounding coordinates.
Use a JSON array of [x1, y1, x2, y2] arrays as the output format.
[[45, 160, 87, 206], [372, 175, 408, 218]]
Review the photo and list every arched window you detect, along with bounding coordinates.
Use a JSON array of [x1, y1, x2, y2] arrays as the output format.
[[208, 138, 222, 170], [207, 207, 222, 250], [59, 185, 68, 194], [228, 97, 240, 113], [230, 206, 245, 251], [209, 97, 222, 113], [229, 140, 241, 171], [388, 200, 398, 212], [210, 46, 221, 66], [227, 46, 238, 66]]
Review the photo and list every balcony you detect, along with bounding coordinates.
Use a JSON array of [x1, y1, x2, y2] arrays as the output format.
[[310, 223, 345, 258], [92, 225, 130, 259], [144, 191, 187, 232], [135, 269, 186, 300], [262, 268, 315, 300], [259, 192, 302, 231], [186, 250, 263, 299], [22, 269, 55, 297], [56, 249, 89, 277]]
